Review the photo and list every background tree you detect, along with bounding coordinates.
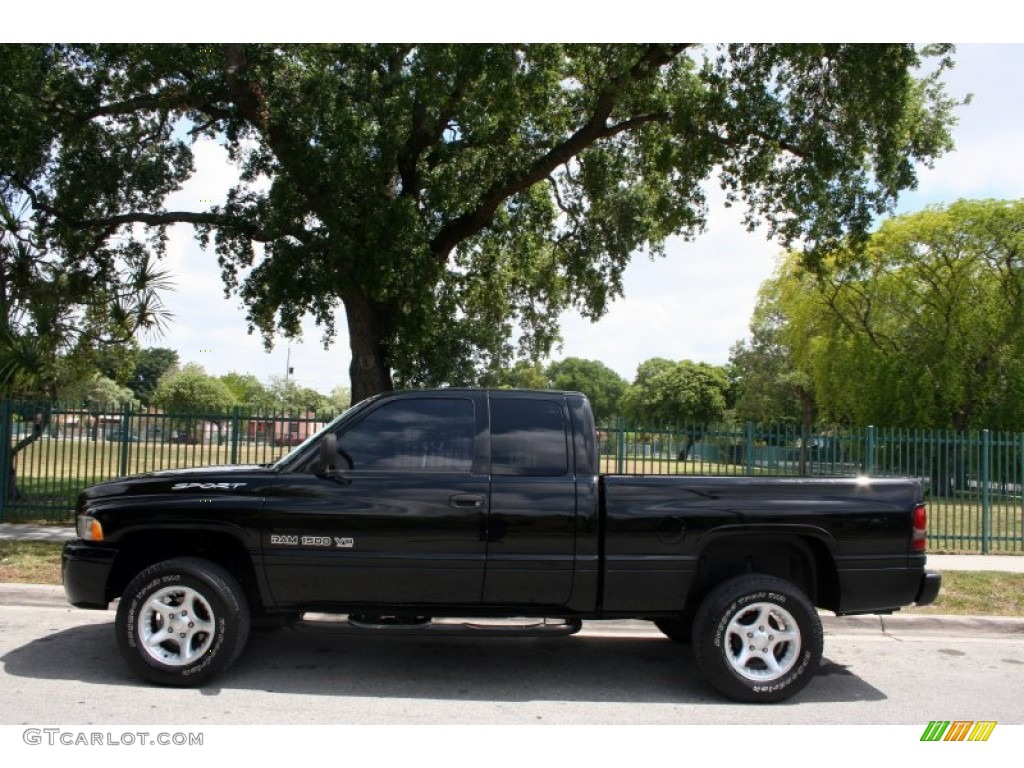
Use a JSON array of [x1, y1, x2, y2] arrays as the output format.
[[129, 347, 180, 406], [62, 374, 139, 410], [327, 385, 352, 413], [266, 376, 332, 413], [0, 192, 171, 400], [546, 357, 627, 424], [774, 199, 1024, 431], [0, 189, 170, 499], [2, 44, 960, 402], [620, 358, 732, 459], [729, 276, 818, 471], [219, 371, 273, 410], [152, 363, 237, 413], [92, 342, 140, 391], [483, 361, 550, 390]]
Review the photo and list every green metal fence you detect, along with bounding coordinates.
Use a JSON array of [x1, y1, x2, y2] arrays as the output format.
[[2, 399, 1022, 553], [0, 400, 336, 524], [596, 421, 1024, 554]]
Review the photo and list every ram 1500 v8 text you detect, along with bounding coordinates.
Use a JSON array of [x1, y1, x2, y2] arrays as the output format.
[[63, 388, 940, 702]]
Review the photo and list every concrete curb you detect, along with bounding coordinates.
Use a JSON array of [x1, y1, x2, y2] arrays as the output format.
[[821, 612, 1024, 636]]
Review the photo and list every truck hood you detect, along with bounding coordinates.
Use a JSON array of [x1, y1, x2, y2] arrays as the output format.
[[80, 465, 278, 503]]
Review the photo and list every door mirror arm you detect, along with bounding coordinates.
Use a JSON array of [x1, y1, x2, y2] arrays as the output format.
[[312, 433, 350, 483]]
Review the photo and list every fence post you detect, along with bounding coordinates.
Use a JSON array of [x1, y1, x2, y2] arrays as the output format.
[[981, 429, 991, 554], [616, 418, 626, 474], [866, 426, 876, 476], [230, 406, 241, 465], [0, 399, 10, 521], [743, 422, 756, 476], [119, 402, 132, 477]]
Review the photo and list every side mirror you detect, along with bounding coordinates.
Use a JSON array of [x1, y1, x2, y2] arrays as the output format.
[[317, 433, 338, 474]]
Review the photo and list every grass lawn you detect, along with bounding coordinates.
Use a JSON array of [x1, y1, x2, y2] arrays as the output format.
[[0, 541, 63, 584], [2, 540, 1022, 617], [901, 570, 1024, 616]]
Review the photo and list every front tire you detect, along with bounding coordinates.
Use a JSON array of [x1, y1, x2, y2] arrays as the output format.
[[692, 574, 822, 703], [115, 557, 251, 686]]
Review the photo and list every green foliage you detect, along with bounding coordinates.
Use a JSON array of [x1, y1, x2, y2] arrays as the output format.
[[62, 374, 139, 409], [327, 385, 352, 412], [219, 371, 273, 410], [93, 343, 140, 388], [763, 199, 1024, 430], [0, 192, 171, 400], [152, 363, 237, 413], [546, 357, 627, 423], [482, 361, 550, 390], [2, 44, 961, 402], [620, 358, 731, 425], [266, 376, 332, 413], [130, 347, 180, 406], [730, 278, 815, 426]]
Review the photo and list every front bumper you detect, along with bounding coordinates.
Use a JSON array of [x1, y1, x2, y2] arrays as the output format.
[[915, 569, 942, 606], [61, 540, 117, 609]]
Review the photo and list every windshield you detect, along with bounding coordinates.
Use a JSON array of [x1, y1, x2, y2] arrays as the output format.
[[271, 396, 377, 472]]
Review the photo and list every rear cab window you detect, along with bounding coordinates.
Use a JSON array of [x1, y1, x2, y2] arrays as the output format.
[[490, 397, 569, 476]]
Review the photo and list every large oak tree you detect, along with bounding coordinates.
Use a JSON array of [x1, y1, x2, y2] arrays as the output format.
[[1, 44, 960, 402]]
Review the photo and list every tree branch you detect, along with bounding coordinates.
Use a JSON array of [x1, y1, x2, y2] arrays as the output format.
[[85, 89, 236, 124], [430, 44, 690, 260], [399, 58, 479, 200]]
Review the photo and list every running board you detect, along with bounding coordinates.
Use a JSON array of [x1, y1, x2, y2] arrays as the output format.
[[292, 615, 583, 637]]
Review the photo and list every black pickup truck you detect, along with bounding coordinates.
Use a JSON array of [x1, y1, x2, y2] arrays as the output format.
[[63, 388, 940, 702]]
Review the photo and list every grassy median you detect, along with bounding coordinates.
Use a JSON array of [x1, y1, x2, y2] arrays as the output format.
[[2, 540, 1022, 617]]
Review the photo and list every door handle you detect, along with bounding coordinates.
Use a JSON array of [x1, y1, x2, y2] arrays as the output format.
[[450, 494, 485, 509]]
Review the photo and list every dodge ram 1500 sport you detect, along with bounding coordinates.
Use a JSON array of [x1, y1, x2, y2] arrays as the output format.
[[63, 388, 940, 702]]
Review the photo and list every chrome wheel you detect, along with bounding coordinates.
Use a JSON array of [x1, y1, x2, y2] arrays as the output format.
[[137, 585, 217, 666], [117, 557, 251, 686], [722, 601, 801, 681], [692, 574, 822, 702]]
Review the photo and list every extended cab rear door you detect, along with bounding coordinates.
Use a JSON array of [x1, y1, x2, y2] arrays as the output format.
[[482, 392, 578, 606]]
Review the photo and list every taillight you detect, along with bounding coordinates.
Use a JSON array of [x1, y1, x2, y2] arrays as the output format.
[[911, 503, 927, 552]]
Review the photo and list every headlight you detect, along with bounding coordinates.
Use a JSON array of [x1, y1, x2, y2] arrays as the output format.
[[76, 515, 104, 541]]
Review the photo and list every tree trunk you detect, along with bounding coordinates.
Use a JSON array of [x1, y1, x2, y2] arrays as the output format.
[[344, 292, 395, 404], [5, 410, 47, 502]]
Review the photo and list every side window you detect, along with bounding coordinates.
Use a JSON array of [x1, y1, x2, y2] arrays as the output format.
[[335, 398, 474, 471], [491, 399, 569, 477]]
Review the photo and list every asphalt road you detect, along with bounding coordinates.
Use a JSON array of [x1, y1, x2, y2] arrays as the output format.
[[1, 594, 1021, 726]]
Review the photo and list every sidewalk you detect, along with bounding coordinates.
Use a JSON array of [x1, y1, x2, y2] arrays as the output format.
[[0, 523, 76, 543], [3, 523, 1022, 571]]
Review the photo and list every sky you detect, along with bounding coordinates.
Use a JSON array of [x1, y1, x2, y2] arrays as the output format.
[[143, 43, 1024, 396]]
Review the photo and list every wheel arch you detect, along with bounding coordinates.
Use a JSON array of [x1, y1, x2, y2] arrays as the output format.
[[107, 527, 267, 614], [687, 527, 840, 613]]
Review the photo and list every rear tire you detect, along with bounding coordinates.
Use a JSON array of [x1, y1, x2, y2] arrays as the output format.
[[115, 557, 251, 686], [692, 574, 822, 703]]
